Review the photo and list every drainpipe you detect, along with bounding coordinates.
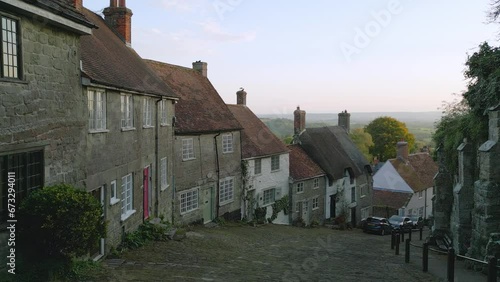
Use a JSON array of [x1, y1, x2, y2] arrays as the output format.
[[154, 98, 162, 218], [424, 188, 427, 219], [214, 132, 221, 218]]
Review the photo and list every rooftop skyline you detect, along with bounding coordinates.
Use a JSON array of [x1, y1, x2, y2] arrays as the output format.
[[84, 0, 498, 114]]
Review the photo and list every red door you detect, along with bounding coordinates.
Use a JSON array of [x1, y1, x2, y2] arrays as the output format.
[[143, 167, 149, 219]]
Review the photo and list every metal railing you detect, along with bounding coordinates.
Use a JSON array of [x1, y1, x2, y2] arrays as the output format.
[[389, 229, 499, 282]]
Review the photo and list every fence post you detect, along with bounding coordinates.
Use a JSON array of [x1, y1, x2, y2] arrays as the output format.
[[488, 256, 497, 282], [395, 233, 400, 255], [409, 228, 412, 241], [401, 230, 405, 242], [447, 248, 455, 282], [423, 242, 429, 272], [391, 230, 395, 250], [405, 239, 410, 263], [419, 227, 423, 241]]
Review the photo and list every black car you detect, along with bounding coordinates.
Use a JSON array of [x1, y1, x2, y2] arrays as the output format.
[[362, 216, 392, 235], [388, 215, 413, 233]]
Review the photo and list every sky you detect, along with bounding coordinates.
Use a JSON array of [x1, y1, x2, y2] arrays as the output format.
[[83, 0, 499, 115]]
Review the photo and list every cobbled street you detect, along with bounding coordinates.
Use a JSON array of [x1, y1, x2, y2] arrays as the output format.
[[98, 224, 439, 282]]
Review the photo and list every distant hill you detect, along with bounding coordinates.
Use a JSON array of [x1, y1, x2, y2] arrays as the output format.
[[260, 111, 441, 145]]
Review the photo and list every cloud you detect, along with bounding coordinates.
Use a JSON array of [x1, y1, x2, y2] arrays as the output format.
[[199, 20, 256, 43]]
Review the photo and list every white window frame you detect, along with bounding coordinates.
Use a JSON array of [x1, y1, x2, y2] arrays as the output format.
[[1, 15, 20, 79], [182, 138, 195, 160], [418, 191, 423, 198], [160, 99, 168, 126], [271, 155, 280, 171], [254, 158, 262, 175], [110, 180, 119, 205], [219, 177, 234, 205], [88, 89, 107, 132], [160, 157, 168, 190], [262, 188, 276, 206], [121, 94, 134, 130], [121, 173, 135, 221], [180, 188, 199, 214], [222, 134, 233, 153], [312, 196, 319, 210], [297, 182, 304, 194], [143, 97, 153, 128], [313, 178, 319, 189]]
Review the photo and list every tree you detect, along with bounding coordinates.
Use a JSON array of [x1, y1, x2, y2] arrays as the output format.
[[18, 184, 106, 260], [364, 116, 415, 161], [349, 128, 374, 162]]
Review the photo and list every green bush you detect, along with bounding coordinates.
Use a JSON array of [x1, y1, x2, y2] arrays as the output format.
[[18, 184, 106, 259], [120, 220, 171, 250]]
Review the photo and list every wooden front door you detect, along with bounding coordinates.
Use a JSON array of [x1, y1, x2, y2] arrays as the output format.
[[203, 187, 213, 223], [330, 194, 336, 218]]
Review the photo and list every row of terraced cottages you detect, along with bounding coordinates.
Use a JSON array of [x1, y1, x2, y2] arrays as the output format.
[[0, 0, 373, 259]]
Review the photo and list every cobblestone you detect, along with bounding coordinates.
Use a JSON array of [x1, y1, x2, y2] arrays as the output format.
[[98, 225, 439, 281]]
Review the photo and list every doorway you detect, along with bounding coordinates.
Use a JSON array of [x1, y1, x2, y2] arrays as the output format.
[[203, 187, 214, 223], [143, 166, 152, 220], [330, 194, 336, 219]]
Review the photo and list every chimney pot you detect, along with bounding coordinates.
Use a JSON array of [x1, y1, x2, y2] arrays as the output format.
[[338, 110, 351, 133], [294, 106, 306, 134], [236, 88, 247, 105], [103, 0, 133, 45], [192, 61, 208, 77], [397, 141, 409, 161]]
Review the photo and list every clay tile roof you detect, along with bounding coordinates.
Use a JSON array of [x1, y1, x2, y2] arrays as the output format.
[[373, 189, 411, 209], [288, 144, 325, 181], [299, 126, 371, 182], [389, 153, 438, 193], [80, 9, 177, 98], [23, 0, 95, 28], [145, 60, 242, 134], [227, 104, 288, 158]]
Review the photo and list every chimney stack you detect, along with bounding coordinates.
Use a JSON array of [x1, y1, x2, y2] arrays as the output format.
[[294, 106, 306, 134], [192, 61, 208, 77], [103, 0, 133, 46], [236, 88, 247, 105], [396, 140, 409, 162], [72, 0, 83, 10], [338, 110, 351, 133]]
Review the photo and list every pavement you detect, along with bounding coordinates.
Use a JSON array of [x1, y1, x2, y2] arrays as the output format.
[[404, 228, 488, 282]]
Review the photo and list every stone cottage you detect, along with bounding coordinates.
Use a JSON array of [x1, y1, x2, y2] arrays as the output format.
[[287, 144, 326, 226], [293, 108, 373, 226], [79, 0, 178, 257], [0, 0, 95, 263], [146, 60, 243, 225], [227, 89, 290, 224]]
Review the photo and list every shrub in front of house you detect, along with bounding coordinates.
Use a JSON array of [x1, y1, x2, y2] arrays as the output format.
[[18, 184, 106, 260]]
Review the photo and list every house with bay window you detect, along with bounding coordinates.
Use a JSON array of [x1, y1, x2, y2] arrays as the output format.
[[227, 89, 290, 224], [146, 60, 243, 225], [79, 2, 178, 255]]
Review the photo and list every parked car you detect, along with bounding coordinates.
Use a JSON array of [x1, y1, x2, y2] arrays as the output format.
[[362, 217, 392, 235], [388, 215, 413, 233], [409, 216, 424, 229]]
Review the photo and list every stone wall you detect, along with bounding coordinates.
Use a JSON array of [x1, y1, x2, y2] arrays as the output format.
[[173, 132, 242, 224], [432, 146, 453, 233], [291, 176, 326, 225]]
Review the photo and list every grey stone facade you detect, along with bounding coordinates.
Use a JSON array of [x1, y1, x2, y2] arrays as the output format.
[[432, 146, 453, 233], [468, 108, 500, 260], [83, 88, 176, 248], [291, 176, 326, 225], [173, 132, 242, 224], [450, 139, 474, 255]]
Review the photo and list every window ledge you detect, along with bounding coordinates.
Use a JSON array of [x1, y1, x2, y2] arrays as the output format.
[[121, 127, 136, 132], [143, 125, 154, 129], [312, 207, 319, 211], [182, 158, 196, 162], [160, 123, 170, 127], [110, 198, 120, 206], [271, 169, 281, 173], [297, 191, 304, 194], [313, 187, 319, 190], [222, 151, 234, 154], [120, 209, 136, 222], [89, 129, 110, 134], [0, 78, 28, 84], [219, 200, 234, 206], [161, 184, 170, 192], [360, 195, 366, 199]]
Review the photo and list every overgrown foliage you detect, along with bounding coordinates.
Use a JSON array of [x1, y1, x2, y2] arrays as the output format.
[[120, 220, 171, 250], [349, 128, 374, 161], [269, 195, 289, 222], [18, 184, 105, 260], [364, 116, 416, 161]]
